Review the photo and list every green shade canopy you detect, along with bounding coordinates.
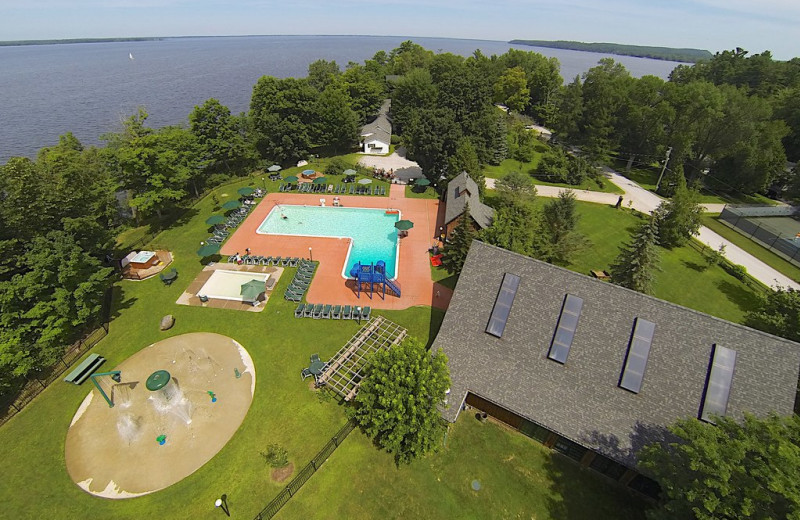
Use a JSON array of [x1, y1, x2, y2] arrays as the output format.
[[415, 177, 431, 187], [284, 175, 299, 183], [237, 186, 255, 196], [357, 178, 372, 184], [222, 200, 241, 210], [146, 370, 171, 391], [395, 219, 414, 231], [197, 243, 221, 257], [240, 279, 265, 301], [343, 169, 356, 175], [312, 176, 328, 184], [268, 164, 282, 172], [205, 215, 225, 226]]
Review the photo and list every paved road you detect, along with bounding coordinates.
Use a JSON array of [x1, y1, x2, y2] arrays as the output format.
[[486, 172, 799, 290]]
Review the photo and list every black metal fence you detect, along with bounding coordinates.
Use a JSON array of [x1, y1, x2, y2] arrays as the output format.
[[254, 420, 356, 520], [0, 287, 113, 427], [718, 205, 800, 268]]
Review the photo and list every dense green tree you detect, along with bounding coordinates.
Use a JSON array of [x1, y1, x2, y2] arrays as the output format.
[[493, 66, 530, 113], [639, 414, 800, 520], [579, 59, 633, 162], [654, 173, 702, 248], [391, 68, 437, 133], [481, 203, 537, 256], [494, 170, 536, 208], [745, 287, 800, 342], [389, 40, 434, 75], [507, 121, 538, 163], [538, 190, 587, 265], [404, 107, 462, 183], [617, 75, 673, 171], [189, 98, 250, 174], [348, 337, 450, 464], [552, 76, 583, 139], [774, 86, 800, 161], [437, 63, 493, 129], [497, 49, 562, 123], [610, 217, 661, 294], [315, 85, 359, 152], [307, 59, 341, 92], [340, 64, 386, 123], [442, 203, 477, 275], [447, 138, 483, 191], [536, 146, 570, 183]]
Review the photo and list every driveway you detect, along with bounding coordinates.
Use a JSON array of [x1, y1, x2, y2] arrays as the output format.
[[358, 147, 422, 183]]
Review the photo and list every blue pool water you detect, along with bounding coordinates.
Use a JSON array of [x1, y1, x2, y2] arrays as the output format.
[[257, 205, 400, 278]]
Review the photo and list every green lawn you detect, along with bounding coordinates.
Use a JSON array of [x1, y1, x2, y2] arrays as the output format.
[[405, 185, 439, 199], [701, 215, 800, 283], [486, 157, 623, 194], [0, 180, 644, 520], [278, 415, 648, 520], [483, 155, 545, 180]]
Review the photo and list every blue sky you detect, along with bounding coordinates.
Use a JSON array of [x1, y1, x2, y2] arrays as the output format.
[[2, 0, 798, 59]]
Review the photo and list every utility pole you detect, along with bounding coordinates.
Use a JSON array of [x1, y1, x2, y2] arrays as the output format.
[[655, 147, 673, 192]]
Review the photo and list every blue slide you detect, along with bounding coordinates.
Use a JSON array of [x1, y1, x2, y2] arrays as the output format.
[[350, 261, 401, 298]]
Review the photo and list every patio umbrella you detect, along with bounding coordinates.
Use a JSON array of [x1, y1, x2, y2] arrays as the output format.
[[343, 169, 357, 176], [237, 186, 255, 196], [312, 176, 328, 184], [205, 215, 225, 226], [358, 178, 372, 185], [283, 175, 299, 183], [222, 200, 242, 210], [415, 177, 431, 187], [197, 243, 221, 257], [394, 219, 414, 231], [268, 164, 282, 172], [240, 279, 265, 301]]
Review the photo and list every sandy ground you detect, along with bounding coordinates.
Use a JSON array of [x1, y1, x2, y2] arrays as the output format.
[[65, 333, 255, 498], [358, 147, 422, 182]]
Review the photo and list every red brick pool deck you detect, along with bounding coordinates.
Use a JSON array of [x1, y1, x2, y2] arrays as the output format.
[[221, 184, 452, 310]]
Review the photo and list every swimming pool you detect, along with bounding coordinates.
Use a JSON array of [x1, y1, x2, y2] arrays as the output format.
[[256, 205, 400, 279]]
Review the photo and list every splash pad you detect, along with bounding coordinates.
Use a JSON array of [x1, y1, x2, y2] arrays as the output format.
[[65, 333, 255, 498]]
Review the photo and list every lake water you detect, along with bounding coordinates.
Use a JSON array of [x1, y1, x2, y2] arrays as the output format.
[[0, 35, 683, 162]]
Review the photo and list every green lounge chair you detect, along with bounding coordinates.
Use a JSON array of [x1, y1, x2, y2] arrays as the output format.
[[349, 185, 355, 195], [353, 306, 361, 320], [272, 256, 282, 266], [332, 305, 342, 319], [294, 303, 306, 318], [342, 305, 352, 319], [322, 304, 332, 319], [361, 306, 371, 321], [304, 304, 315, 317], [288, 257, 299, 266], [312, 303, 323, 319], [284, 292, 302, 302]]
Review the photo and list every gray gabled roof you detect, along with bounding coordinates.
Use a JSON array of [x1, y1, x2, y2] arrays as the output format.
[[360, 99, 391, 145], [433, 241, 800, 468], [444, 172, 494, 229]]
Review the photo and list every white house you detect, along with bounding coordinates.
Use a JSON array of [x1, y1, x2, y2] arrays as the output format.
[[360, 99, 391, 154]]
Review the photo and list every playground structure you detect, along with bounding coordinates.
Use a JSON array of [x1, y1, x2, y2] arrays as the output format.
[[65, 333, 255, 499], [350, 260, 401, 299]]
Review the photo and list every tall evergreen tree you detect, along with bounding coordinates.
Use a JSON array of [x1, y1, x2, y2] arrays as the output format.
[[610, 217, 661, 294], [442, 203, 477, 275], [654, 172, 703, 248], [538, 190, 587, 265]]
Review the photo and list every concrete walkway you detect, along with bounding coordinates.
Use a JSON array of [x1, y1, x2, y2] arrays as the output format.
[[486, 170, 799, 290]]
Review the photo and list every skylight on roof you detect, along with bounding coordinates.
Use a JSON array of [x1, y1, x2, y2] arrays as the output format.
[[619, 318, 656, 393], [700, 344, 737, 424], [547, 294, 583, 364], [485, 273, 521, 338]]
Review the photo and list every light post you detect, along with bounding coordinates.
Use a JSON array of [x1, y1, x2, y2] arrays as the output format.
[[261, 177, 265, 190], [309, 247, 313, 262], [214, 494, 230, 516]]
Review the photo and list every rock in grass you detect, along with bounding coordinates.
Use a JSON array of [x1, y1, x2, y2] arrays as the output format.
[[160, 315, 175, 331]]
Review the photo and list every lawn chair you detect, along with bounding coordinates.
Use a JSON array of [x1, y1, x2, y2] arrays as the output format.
[[284, 291, 302, 302], [332, 305, 342, 319], [322, 304, 332, 319], [272, 256, 282, 266], [312, 303, 323, 319], [301, 367, 313, 380], [263, 256, 273, 265], [160, 268, 178, 286], [361, 306, 372, 321], [294, 303, 306, 318], [304, 304, 315, 318], [342, 305, 352, 319], [281, 257, 290, 266], [311, 353, 321, 363], [288, 257, 299, 267], [349, 185, 355, 195]]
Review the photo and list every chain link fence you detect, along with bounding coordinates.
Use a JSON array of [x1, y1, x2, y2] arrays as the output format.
[[718, 205, 800, 268]]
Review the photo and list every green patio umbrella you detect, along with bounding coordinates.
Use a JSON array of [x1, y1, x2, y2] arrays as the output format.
[[357, 178, 372, 185], [237, 186, 255, 196], [222, 200, 242, 210], [394, 219, 414, 231], [205, 215, 225, 226], [283, 175, 299, 183], [240, 279, 265, 301], [415, 177, 431, 187], [343, 169, 357, 176], [197, 243, 221, 257], [312, 176, 328, 184], [268, 164, 282, 172]]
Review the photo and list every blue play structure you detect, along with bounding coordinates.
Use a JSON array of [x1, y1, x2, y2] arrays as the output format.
[[350, 261, 401, 299]]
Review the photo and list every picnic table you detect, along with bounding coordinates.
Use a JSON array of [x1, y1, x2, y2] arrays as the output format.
[[160, 268, 178, 285], [308, 360, 326, 376]]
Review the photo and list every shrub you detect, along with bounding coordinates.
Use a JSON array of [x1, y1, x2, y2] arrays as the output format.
[[260, 444, 289, 468], [324, 157, 349, 176], [726, 263, 747, 280], [390, 134, 401, 145]]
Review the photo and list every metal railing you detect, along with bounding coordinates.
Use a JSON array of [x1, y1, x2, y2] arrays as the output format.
[[254, 420, 356, 520]]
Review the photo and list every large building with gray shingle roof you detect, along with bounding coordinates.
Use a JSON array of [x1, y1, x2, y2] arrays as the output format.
[[360, 99, 391, 154], [443, 172, 494, 237], [433, 240, 800, 497]]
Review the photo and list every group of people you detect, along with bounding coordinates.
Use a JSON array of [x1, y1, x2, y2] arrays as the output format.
[[371, 168, 395, 181], [231, 247, 251, 264]]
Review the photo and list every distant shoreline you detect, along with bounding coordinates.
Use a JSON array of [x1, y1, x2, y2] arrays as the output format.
[[0, 37, 164, 47], [509, 39, 711, 63]]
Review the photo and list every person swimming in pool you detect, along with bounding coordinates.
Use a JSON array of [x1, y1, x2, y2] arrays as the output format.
[[281, 213, 287, 219]]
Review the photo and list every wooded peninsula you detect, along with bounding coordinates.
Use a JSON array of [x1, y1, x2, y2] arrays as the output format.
[[0, 37, 163, 47], [510, 39, 712, 63]]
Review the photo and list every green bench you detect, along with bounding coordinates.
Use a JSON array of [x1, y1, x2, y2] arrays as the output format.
[[64, 353, 106, 385]]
